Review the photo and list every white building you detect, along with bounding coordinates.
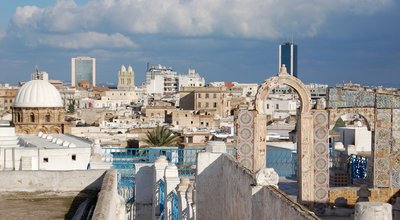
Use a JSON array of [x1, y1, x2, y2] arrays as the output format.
[[178, 68, 205, 88], [0, 124, 92, 171], [335, 127, 372, 152], [146, 64, 178, 96]]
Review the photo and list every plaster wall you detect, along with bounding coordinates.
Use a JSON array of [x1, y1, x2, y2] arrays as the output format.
[[196, 153, 318, 219], [134, 163, 154, 220], [0, 170, 106, 192], [252, 186, 319, 220]]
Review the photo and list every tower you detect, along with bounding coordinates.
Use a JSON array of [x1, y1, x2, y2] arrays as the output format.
[[71, 57, 96, 87], [117, 65, 135, 90], [279, 42, 298, 77]]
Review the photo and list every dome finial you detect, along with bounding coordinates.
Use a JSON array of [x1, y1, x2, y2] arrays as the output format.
[[278, 64, 289, 76]]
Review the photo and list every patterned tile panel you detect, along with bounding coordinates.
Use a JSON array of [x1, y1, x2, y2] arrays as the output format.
[[328, 88, 375, 109], [391, 109, 400, 187], [374, 109, 392, 187], [313, 110, 329, 214]]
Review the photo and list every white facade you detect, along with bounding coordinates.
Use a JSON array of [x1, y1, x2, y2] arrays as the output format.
[[336, 127, 372, 152], [232, 83, 259, 97], [146, 74, 165, 95], [146, 65, 178, 96], [0, 126, 92, 171], [178, 68, 205, 88]]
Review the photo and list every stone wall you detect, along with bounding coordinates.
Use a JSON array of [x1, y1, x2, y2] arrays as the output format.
[[0, 170, 106, 192], [329, 187, 400, 206]]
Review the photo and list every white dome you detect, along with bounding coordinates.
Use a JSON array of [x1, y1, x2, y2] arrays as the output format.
[[14, 80, 63, 108]]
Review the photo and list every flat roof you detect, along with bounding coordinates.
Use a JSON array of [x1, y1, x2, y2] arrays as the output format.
[[19, 134, 92, 149]]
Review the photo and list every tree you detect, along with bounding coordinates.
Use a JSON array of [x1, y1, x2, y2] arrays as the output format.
[[67, 100, 76, 113], [333, 117, 345, 130], [145, 125, 180, 147]]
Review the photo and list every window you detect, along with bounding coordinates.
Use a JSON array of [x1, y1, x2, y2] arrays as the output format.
[[205, 93, 209, 98], [201, 122, 204, 125], [198, 94, 201, 98], [198, 102, 201, 108], [176, 121, 179, 125], [267, 104, 269, 109], [45, 114, 50, 122], [205, 136, 209, 141], [72, 155, 76, 161], [185, 114, 188, 117], [188, 137, 193, 143], [191, 121, 193, 124], [276, 104, 279, 109], [205, 102, 209, 108], [43, 158, 49, 163], [213, 102, 217, 108], [17, 113, 21, 122], [213, 94, 217, 98], [30, 113, 35, 122]]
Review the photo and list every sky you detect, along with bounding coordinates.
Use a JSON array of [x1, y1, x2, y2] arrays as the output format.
[[0, 0, 399, 86]]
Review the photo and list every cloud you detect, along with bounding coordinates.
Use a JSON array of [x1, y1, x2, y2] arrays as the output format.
[[34, 32, 136, 49], [0, 28, 6, 40], [8, 0, 394, 44]]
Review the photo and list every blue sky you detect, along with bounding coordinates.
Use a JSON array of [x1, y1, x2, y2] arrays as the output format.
[[0, 0, 399, 86]]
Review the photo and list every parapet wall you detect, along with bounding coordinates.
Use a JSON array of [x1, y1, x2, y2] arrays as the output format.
[[0, 170, 106, 192], [252, 186, 319, 220], [92, 170, 126, 220], [196, 152, 319, 220]]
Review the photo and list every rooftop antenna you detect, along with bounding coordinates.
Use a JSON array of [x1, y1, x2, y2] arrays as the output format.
[[35, 64, 39, 73], [291, 33, 294, 44]]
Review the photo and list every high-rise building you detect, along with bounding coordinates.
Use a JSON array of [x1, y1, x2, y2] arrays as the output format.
[[71, 57, 96, 87], [279, 42, 298, 77]]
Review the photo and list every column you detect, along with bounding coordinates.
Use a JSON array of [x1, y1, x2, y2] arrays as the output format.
[[164, 164, 180, 220], [186, 184, 194, 220], [176, 177, 190, 220]]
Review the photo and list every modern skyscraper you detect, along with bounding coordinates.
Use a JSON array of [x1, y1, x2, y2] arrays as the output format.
[[279, 42, 298, 77], [71, 57, 96, 87]]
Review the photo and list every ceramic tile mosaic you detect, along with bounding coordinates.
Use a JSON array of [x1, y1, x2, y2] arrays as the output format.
[[313, 110, 329, 214], [374, 109, 392, 187], [328, 88, 375, 108]]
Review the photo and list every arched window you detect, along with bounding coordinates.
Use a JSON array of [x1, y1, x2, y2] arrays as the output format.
[[30, 113, 35, 122], [45, 113, 50, 122], [17, 113, 21, 122]]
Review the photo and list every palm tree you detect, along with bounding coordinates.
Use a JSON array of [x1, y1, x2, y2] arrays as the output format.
[[144, 125, 180, 147]]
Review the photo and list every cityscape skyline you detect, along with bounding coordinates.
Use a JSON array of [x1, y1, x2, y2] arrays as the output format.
[[0, 0, 399, 87]]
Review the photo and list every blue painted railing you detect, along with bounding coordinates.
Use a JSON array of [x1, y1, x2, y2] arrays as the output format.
[[349, 154, 368, 180], [265, 146, 297, 177], [103, 147, 236, 176], [159, 179, 165, 220], [171, 192, 179, 220], [114, 160, 135, 203]]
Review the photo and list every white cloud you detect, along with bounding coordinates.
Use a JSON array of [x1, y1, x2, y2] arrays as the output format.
[[9, 0, 393, 44]]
